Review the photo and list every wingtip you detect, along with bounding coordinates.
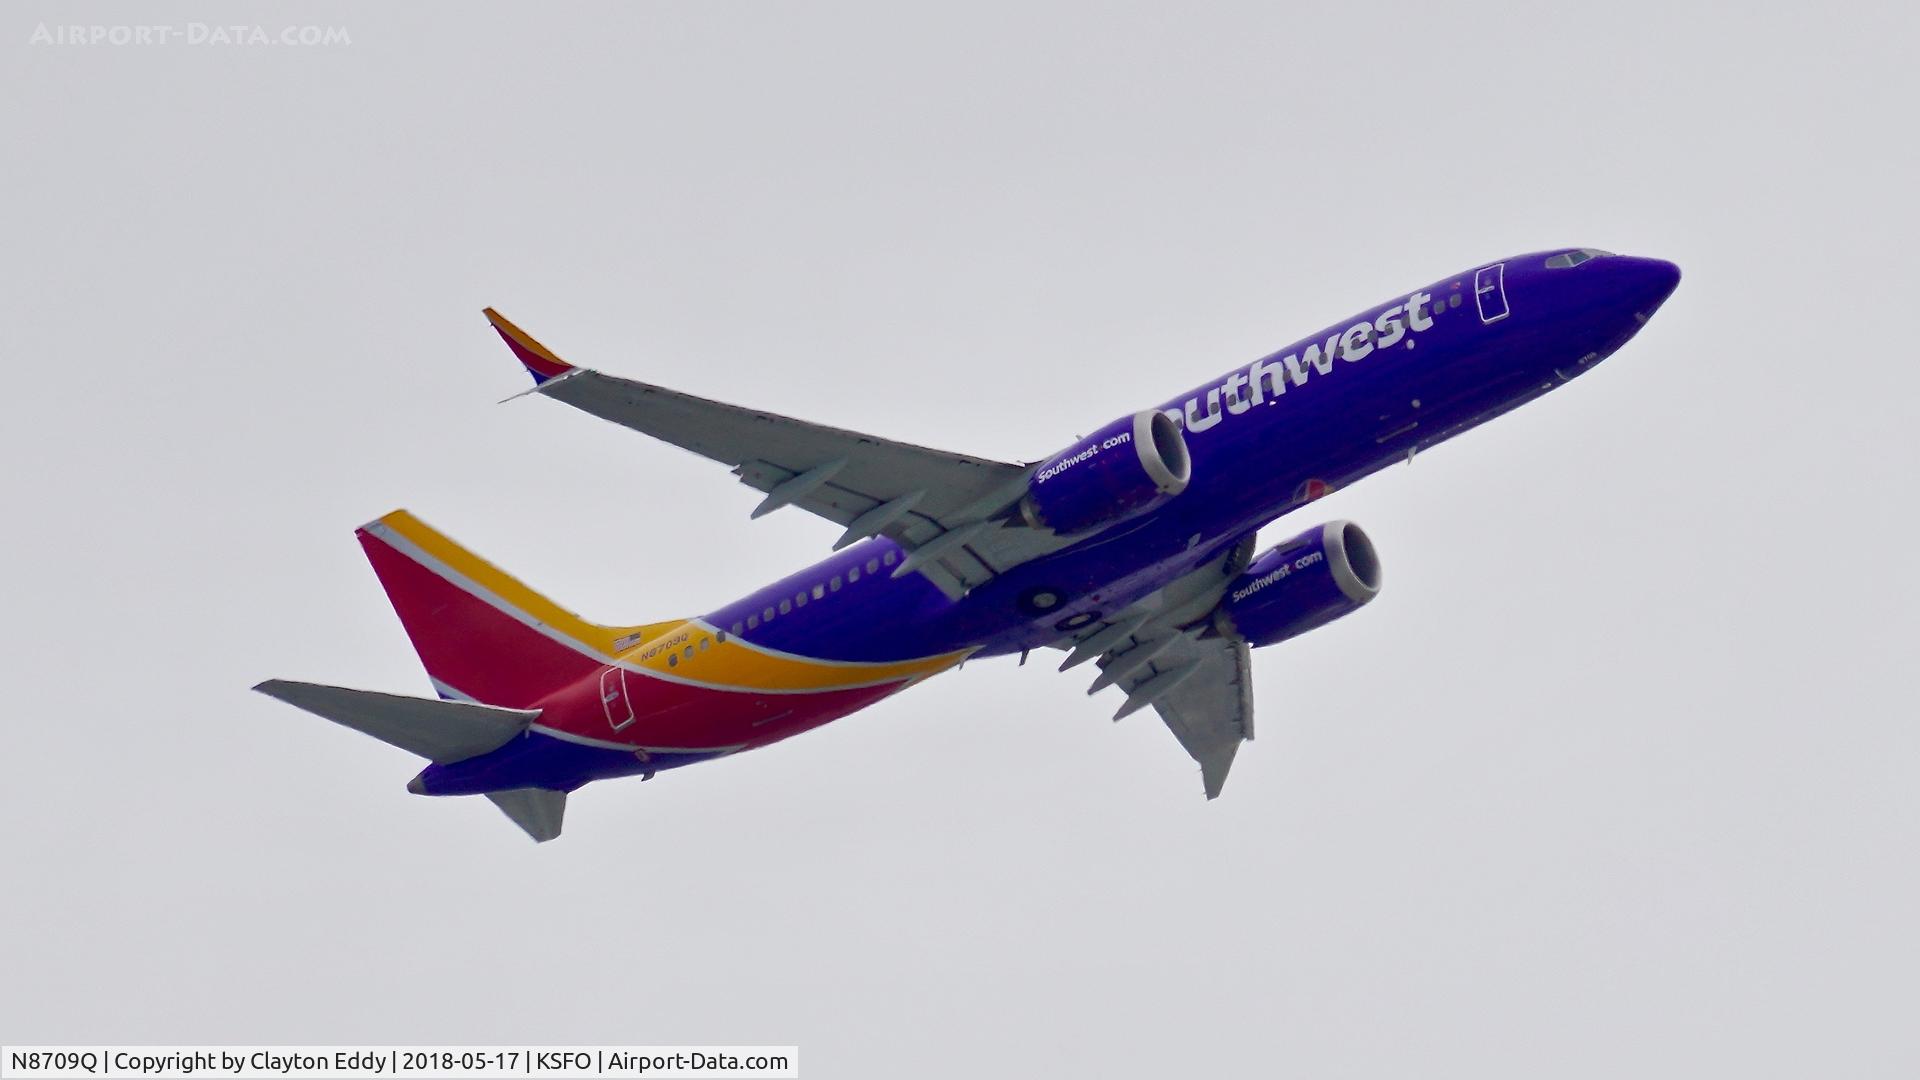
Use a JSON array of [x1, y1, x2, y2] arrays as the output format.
[[1200, 753, 1235, 800], [483, 307, 575, 384], [1201, 770, 1226, 799]]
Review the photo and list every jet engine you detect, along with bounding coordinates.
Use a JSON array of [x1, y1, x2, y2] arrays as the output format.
[[1019, 409, 1191, 535], [1213, 521, 1382, 648]]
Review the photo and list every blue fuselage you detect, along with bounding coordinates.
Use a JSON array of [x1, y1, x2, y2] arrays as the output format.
[[706, 250, 1681, 665]]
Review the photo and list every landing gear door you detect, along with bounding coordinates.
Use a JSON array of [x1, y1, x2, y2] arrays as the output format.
[[1474, 263, 1510, 324]]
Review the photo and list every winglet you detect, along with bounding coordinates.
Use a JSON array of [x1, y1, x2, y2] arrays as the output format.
[[483, 307, 575, 385]]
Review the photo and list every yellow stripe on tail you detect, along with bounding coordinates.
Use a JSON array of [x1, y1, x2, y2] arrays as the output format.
[[366, 510, 678, 661]]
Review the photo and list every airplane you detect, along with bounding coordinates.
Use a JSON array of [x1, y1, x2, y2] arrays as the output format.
[[257, 248, 1680, 841]]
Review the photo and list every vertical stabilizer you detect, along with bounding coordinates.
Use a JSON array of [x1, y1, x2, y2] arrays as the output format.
[[355, 510, 673, 708]]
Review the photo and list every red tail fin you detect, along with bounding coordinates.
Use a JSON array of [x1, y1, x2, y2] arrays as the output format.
[[357, 511, 669, 708]]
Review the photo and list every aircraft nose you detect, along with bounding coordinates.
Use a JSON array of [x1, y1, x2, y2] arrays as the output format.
[[406, 771, 430, 795], [1622, 256, 1681, 319]]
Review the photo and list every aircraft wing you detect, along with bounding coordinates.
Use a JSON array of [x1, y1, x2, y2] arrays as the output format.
[[1117, 634, 1253, 799], [1057, 536, 1259, 798], [486, 309, 1072, 598]]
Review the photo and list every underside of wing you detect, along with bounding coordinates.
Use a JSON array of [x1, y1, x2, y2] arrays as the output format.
[[1128, 636, 1254, 799], [1061, 536, 1260, 798]]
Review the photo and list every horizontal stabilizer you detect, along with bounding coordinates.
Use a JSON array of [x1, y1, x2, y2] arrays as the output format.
[[254, 679, 536, 763], [486, 788, 567, 842]]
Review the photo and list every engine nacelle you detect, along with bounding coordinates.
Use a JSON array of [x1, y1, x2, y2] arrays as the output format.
[[1214, 521, 1382, 648], [1019, 409, 1191, 535]]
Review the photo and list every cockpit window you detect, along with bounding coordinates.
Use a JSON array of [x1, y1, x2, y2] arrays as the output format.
[[1544, 248, 1614, 269]]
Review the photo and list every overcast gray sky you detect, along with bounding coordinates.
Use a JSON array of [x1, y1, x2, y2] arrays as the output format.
[[4, 2, 1917, 1076]]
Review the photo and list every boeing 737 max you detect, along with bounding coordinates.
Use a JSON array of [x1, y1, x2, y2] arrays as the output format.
[[257, 249, 1680, 841]]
